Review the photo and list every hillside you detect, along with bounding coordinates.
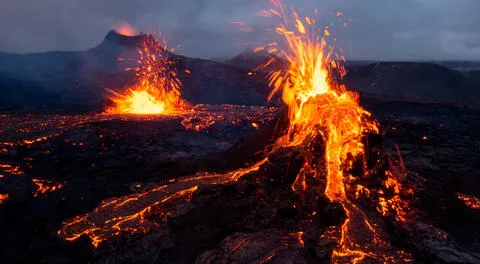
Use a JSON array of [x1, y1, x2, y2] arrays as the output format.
[[224, 51, 480, 107], [224, 49, 289, 72], [0, 31, 271, 112], [344, 62, 480, 106]]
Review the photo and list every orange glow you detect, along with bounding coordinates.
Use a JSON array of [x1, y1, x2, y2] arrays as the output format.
[[376, 171, 412, 223], [0, 163, 24, 176], [58, 158, 268, 247], [105, 35, 190, 115], [105, 89, 168, 114], [114, 22, 137, 36], [0, 194, 8, 204], [59, 186, 199, 248], [32, 179, 64, 197], [264, 0, 377, 200], [253, 46, 265, 53], [456, 192, 480, 210], [296, 231, 305, 247], [263, 1, 411, 262], [56, 1, 417, 259]]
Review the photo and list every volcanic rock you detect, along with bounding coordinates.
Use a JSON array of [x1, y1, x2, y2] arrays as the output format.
[[1, 98, 480, 263], [195, 230, 308, 264], [224, 49, 289, 72], [0, 31, 272, 112], [224, 50, 480, 107]]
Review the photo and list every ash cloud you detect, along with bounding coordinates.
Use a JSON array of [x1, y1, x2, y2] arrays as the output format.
[[0, 0, 479, 60]]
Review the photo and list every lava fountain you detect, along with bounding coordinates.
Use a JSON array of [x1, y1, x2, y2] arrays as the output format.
[[258, 0, 412, 262], [104, 34, 190, 115], [59, 1, 416, 262]]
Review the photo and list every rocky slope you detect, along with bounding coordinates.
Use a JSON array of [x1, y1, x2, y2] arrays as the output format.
[[224, 52, 480, 107], [0, 31, 271, 112]]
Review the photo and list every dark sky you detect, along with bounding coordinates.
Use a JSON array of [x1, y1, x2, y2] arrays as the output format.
[[1, 0, 479, 60]]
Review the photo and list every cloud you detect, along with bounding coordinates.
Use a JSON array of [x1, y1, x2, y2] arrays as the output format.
[[0, 0, 478, 60]]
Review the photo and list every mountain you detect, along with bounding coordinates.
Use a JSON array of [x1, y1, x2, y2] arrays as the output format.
[[224, 50, 480, 107], [0, 31, 272, 112], [344, 62, 480, 107], [434, 61, 480, 72], [224, 49, 289, 73], [2, 32, 480, 112]]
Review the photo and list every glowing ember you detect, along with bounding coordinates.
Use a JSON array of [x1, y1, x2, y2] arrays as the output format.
[[32, 179, 64, 197], [105, 34, 190, 115], [456, 192, 480, 210], [260, 1, 412, 262], [114, 22, 137, 36], [0, 194, 8, 204], [0, 163, 24, 176]]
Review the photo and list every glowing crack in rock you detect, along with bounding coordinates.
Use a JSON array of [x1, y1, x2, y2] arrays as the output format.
[[456, 192, 480, 210], [57, 158, 268, 247], [58, 2, 418, 262], [32, 179, 64, 197], [259, 1, 413, 262]]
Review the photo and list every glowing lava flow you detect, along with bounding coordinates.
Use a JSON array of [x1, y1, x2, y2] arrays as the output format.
[[32, 179, 64, 197], [58, 2, 415, 260], [58, 158, 268, 247], [456, 192, 480, 210], [260, 1, 411, 263], [105, 34, 189, 115]]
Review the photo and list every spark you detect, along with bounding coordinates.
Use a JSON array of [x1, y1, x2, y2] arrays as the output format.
[[105, 34, 190, 115], [456, 192, 480, 210], [262, 1, 413, 262]]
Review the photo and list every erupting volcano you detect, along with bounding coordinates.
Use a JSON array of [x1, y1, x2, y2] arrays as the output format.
[[0, 1, 475, 264], [250, 1, 416, 262], [57, 1, 419, 262], [104, 34, 190, 115]]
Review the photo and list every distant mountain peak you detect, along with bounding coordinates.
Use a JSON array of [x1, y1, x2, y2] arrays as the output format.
[[101, 30, 150, 48]]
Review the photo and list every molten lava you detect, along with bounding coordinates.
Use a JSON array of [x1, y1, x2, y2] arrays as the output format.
[[57, 158, 268, 247], [0, 193, 8, 204], [105, 35, 189, 115], [58, 2, 416, 261], [260, 0, 412, 262], [456, 192, 480, 210], [32, 179, 64, 197]]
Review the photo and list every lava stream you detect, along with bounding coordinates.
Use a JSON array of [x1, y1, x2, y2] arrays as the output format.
[[456, 192, 480, 210], [259, 1, 412, 262], [58, 2, 417, 262], [57, 158, 268, 247]]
